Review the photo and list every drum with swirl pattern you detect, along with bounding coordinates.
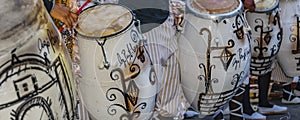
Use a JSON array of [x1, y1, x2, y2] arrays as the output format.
[[0, 0, 79, 119], [179, 0, 251, 115], [276, 0, 300, 77], [75, 4, 157, 120], [247, 0, 282, 76]]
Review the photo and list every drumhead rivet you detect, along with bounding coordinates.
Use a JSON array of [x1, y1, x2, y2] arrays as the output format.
[[104, 62, 110, 69]]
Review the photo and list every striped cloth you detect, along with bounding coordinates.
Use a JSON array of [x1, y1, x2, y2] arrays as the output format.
[[143, 12, 187, 119], [271, 60, 293, 83]]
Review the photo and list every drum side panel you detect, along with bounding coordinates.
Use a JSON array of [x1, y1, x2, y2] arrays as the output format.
[[247, 7, 282, 76], [78, 20, 157, 119], [277, 0, 300, 77], [179, 12, 251, 115], [0, 5, 77, 120]]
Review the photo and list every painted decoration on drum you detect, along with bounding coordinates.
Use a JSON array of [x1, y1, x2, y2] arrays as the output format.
[[247, 1, 282, 76], [290, 16, 300, 54], [0, 32, 77, 120], [179, 0, 251, 115], [276, 0, 300, 77], [233, 14, 247, 40], [288, 16, 300, 71], [0, 0, 78, 119], [106, 44, 156, 120], [76, 4, 157, 120], [196, 19, 250, 114]]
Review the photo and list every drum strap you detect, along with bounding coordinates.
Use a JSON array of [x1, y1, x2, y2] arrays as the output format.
[[229, 86, 245, 120]]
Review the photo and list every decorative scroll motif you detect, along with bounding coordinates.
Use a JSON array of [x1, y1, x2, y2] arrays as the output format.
[[106, 66, 147, 120], [290, 15, 300, 54], [0, 47, 76, 119], [233, 14, 245, 39], [290, 15, 300, 71], [290, 15, 300, 70], [253, 10, 282, 59], [231, 71, 245, 88], [253, 19, 274, 58], [198, 28, 236, 94], [271, 9, 283, 41], [250, 9, 282, 75], [197, 14, 250, 113], [105, 29, 156, 120]]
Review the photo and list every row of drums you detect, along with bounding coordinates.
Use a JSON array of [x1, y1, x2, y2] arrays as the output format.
[[0, 0, 300, 119]]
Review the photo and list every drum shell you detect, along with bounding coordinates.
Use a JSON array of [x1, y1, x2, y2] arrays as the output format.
[[277, 0, 300, 77], [179, 10, 251, 115], [247, 2, 282, 76], [76, 9, 157, 119], [0, 0, 78, 119]]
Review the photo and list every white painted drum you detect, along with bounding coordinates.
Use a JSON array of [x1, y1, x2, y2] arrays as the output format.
[[75, 4, 157, 120], [0, 0, 78, 119], [277, 0, 300, 77], [247, 0, 282, 76], [179, 0, 251, 115]]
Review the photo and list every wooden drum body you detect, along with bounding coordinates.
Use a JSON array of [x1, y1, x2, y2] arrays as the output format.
[[75, 4, 157, 120], [277, 0, 300, 77], [247, 0, 282, 76], [179, 0, 251, 115], [0, 0, 78, 119]]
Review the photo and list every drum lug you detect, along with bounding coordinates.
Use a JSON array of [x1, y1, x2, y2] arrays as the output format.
[[98, 61, 110, 70], [96, 38, 110, 70], [134, 19, 142, 33], [134, 19, 147, 41]]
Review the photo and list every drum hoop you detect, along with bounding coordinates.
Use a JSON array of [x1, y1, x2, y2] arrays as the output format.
[[254, 0, 279, 13], [186, 0, 243, 22], [75, 3, 135, 40]]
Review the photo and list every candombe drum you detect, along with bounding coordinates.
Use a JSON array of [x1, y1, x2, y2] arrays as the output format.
[[247, 0, 282, 76], [75, 4, 157, 120], [277, 0, 300, 77], [0, 0, 79, 119], [179, 0, 251, 115]]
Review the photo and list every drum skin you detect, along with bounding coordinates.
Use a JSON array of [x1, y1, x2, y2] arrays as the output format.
[[75, 4, 157, 120], [277, 0, 300, 77], [247, 0, 282, 76], [0, 0, 78, 119], [179, 0, 251, 115]]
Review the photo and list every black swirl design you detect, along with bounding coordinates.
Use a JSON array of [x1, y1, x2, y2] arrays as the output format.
[[233, 14, 245, 39], [105, 33, 156, 119], [0, 46, 76, 119], [250, 8, 283, 75]]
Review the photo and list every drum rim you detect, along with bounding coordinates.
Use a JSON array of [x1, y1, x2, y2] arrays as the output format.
[[75, 3, 135, 40], [254, 0, 279, 13], [186, 0, 243, 22]]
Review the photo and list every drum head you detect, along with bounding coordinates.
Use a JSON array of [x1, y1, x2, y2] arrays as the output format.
[[75, 4, 133, 39], [187, 0, 242, 21], [255, 0, 278, 12], [190, 0, 239, 14]]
